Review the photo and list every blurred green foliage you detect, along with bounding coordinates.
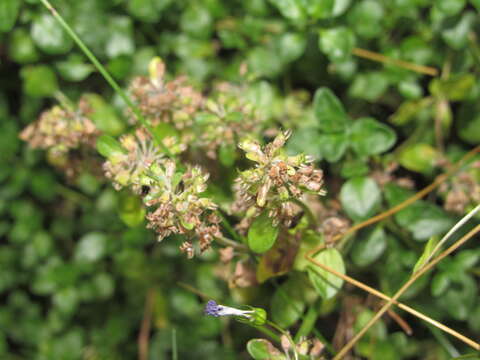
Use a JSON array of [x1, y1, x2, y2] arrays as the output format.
[[1, 0, 480, 359]]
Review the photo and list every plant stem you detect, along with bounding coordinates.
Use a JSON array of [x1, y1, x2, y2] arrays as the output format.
[[172, 328, 178, 360], [352, 47, 438, 76], [294, 305, 318, 342], [334, 224, 480, 359], [306, 249, 480, 352], [422, 203, 480, 267], [39, 0, 174, 159], [265, 320, 298, 360], [216, 210, 245, 243], [290, 198, 318, 228], [216, 236, 248, 251]]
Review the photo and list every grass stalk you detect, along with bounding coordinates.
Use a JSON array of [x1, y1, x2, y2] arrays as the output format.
[[421, 203, 480, 267], [352, 47, 438, 76], [39, 0, 174, 158], [308, 144, 480, 256], [333, 224, 480, 359]]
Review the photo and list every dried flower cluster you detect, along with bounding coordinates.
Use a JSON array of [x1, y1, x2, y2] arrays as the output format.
[[20, 97, 98, 152], [103, 128, 185, 192], [232, 130, 325, 228], [439, 162, 480, 214], [128, 57, 203, 129], [20, 97, 100, 178], [194, 82, 259, 159], [141, 160, 221, 257]]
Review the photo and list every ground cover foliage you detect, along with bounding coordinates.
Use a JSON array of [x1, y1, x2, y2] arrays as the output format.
[[1, 0, 480, 359]]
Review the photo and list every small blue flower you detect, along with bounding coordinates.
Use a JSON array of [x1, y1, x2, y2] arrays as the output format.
[[204, 300, 253, 318]]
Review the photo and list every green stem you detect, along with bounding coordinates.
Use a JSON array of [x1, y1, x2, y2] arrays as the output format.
[[250, 324, 281, 343], [290, 198, 318, 228], [294, 305, 318, 342], [266, 320, 299, 360], [172, 328, 178, 360], [216, 236, 248, 251], [216, 210, 245, 243], [39, 0, 174, 159]]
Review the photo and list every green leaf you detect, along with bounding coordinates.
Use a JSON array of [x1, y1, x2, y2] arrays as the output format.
[[313, 87, 350, 133], [83, 94, 125, 136], [398, 143, 438, 174], [307, 248, 345, 299], [271, 275, 306, 327], [442, 11, 475, 50], [319, 27, 356, 62], [350, 117, 396, 157], [384, 184, 454, 241], [413, 236, 439, 273], [74, 232, 107, 263], [318, 132, 349, 162], [31, 14, 73, 55], [347, 0, 384, 39], [389, 98, 432, 126], [247, 47, 284, 78], [340, 159, 370, 178], [429, 74, 475, 101], [8, 28, 39, 64], [268, 0, 306, 23], [286, 127, 322, 159], [118, 193, 146, 227], [247, 339, 285, 360], [56, 58, 94, 82], [436, 0, 466, 15], [431, 272, 450, 296], [21, 65, 58, 98], [340, 177, 381, 221], [457, 101, 480, 144], [127, 0, 172, 22], [96, 135, 126, 159], [276, 32, 306, 63], [219, 143, 236, 166], [248, 212, 279, 253], [0, 0, 21, 32], [106, 17, 135, 58], [306, 0, 335, 19], [351, 226, 387, 267], [349, 72, 389, 101]]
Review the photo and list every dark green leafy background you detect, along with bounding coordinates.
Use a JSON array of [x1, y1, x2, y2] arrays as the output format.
[[1, 0, 479, 359]]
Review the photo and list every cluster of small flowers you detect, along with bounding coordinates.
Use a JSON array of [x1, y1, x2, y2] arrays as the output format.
[[102, 128, 185, 192], [142, 160, 221, 258], [128, 58, 261, 160], [194, 82, 259, 159], [20, 97, 100, 178], [102, 128, 221, 258], [232, 130, 325, 229], [128, 57, 203, 130], [20, 97, 98, 152]]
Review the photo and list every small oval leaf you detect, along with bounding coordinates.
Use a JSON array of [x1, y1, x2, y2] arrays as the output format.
[[307, 248, 345, 300], [248, 212, 279, 253]]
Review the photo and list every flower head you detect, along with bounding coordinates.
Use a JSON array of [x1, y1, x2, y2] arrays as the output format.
[[20, 97, 98, 152], [194, 82, 260, 160], [143, 160, 221, 256], [232, 130, 325, 228], [102, 128, 185, 191], [128, 57, 203, 129], [20, 97, 100, 178]]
